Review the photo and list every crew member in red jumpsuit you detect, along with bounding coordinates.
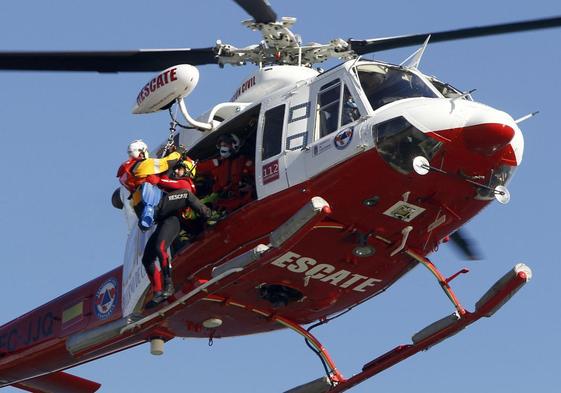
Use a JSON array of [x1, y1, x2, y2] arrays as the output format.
[[197, 133, 255, 212]]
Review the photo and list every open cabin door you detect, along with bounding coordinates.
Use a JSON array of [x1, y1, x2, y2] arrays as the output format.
[[255, 102, 289, 199]]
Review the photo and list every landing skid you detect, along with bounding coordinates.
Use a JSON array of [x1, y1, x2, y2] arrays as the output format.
[[286, 257, 532, 393], [65, 197, 531, 393]]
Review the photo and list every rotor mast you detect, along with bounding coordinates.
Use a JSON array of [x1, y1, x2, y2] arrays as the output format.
[[215, 17, 355, 67]]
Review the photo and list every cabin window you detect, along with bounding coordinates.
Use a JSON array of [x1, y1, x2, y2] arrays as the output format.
[[317, 79, 341, 138], [357, 64, 437, 111], [316, 80, 361, 140], [372, 116, 442, 174], [262, 104, 285, 160]]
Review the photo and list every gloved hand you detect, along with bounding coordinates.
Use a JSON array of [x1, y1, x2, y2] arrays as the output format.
[[175, 144, 188, 159], [145, 175, 160, 185]]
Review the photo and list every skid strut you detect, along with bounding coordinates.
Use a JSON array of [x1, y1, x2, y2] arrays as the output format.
[[203, 295, 345, 386], [405, 249, 467, 315]]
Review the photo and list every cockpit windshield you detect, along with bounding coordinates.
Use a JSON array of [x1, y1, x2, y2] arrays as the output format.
[[356, 64, 437, 111], [428, 77, 472, 100]]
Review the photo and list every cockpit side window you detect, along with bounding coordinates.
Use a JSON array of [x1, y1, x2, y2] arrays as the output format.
[[315, 80, 361, 140], [372, 116, 442, 175], [262, 104, 285, 160], [317, 79, 342, 138], [357, 64, 438, 111]]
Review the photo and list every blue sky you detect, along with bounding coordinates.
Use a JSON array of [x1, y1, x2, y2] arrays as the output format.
[[0, 1, 560, 392]]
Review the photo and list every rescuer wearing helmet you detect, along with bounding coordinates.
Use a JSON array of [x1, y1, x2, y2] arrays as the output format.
[[141, 158, 202, 307], [112, 140, 151, 229], [197, 133, 255, 212], [116, 139, 150, 193], [121, 141, 215, 230]]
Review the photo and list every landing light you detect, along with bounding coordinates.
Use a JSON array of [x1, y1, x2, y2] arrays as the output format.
[[353, 245, 375, 257], [202, 318, 223, 329], [494, 185, 511, 204], [362, 196, 380, 207], [412, 156, 430, 176], [353, 232, 375, 257]]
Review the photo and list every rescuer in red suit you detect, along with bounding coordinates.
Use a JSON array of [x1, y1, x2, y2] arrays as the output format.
[[141, 159, 206, 307], [197, 133, 255, 213], [116, 140, 215, 231]]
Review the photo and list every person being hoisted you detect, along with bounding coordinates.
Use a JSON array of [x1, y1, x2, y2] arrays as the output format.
[[197, 133, 255, 213], [117, 139, 219, 231]]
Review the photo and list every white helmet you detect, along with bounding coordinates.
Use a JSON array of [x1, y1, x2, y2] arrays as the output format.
[[128, 139, 149, 159], [216, 133, 241, 159]]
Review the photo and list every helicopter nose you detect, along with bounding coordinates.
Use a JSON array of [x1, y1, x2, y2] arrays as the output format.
[[461, 122, 515, 156], [398, 98, 521, 161]]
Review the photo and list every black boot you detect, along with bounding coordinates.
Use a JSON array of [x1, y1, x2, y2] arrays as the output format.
[[145, 291, 166, 309], [206, 210, 227, 226], [163, 278, 175, 298]]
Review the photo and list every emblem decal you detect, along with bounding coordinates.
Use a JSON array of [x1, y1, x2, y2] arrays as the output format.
[[383, 201, 426, 222], [333, 127, 353, 150], [94, 278, 118, 320]]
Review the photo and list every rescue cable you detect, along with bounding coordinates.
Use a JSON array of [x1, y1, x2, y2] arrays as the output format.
[[161, 102, 197, 158]]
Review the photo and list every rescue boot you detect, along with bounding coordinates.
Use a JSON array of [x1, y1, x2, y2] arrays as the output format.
[[163, 278, 175, 298], [145, 291, 166, 309]]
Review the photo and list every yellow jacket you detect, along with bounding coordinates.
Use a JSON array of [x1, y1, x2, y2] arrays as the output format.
[[132, 151, 181, 178]]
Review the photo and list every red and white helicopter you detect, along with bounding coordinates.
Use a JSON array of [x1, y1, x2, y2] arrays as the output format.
[[0, 1, 558, 392]]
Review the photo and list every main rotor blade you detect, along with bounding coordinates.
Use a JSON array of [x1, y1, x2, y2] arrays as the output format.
[[349, 15, 561, 54], [233, 0, 277, 23], [0, 48, 217, 72], [449, 230, 482, 261]]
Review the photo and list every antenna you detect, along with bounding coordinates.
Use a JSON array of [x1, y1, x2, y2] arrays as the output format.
[[400, 35, 431, 69], [515, 111, 539, 123]]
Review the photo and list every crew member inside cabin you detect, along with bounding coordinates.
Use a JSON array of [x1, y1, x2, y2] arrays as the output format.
[[197, 133, 255, 213], [342, 90, 360, 125]]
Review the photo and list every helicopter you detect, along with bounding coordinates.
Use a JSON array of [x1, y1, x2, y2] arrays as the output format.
[[1, 0, 560, 392]]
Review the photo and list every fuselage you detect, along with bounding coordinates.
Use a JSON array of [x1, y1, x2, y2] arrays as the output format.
[[0, 60, 522, 386]]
